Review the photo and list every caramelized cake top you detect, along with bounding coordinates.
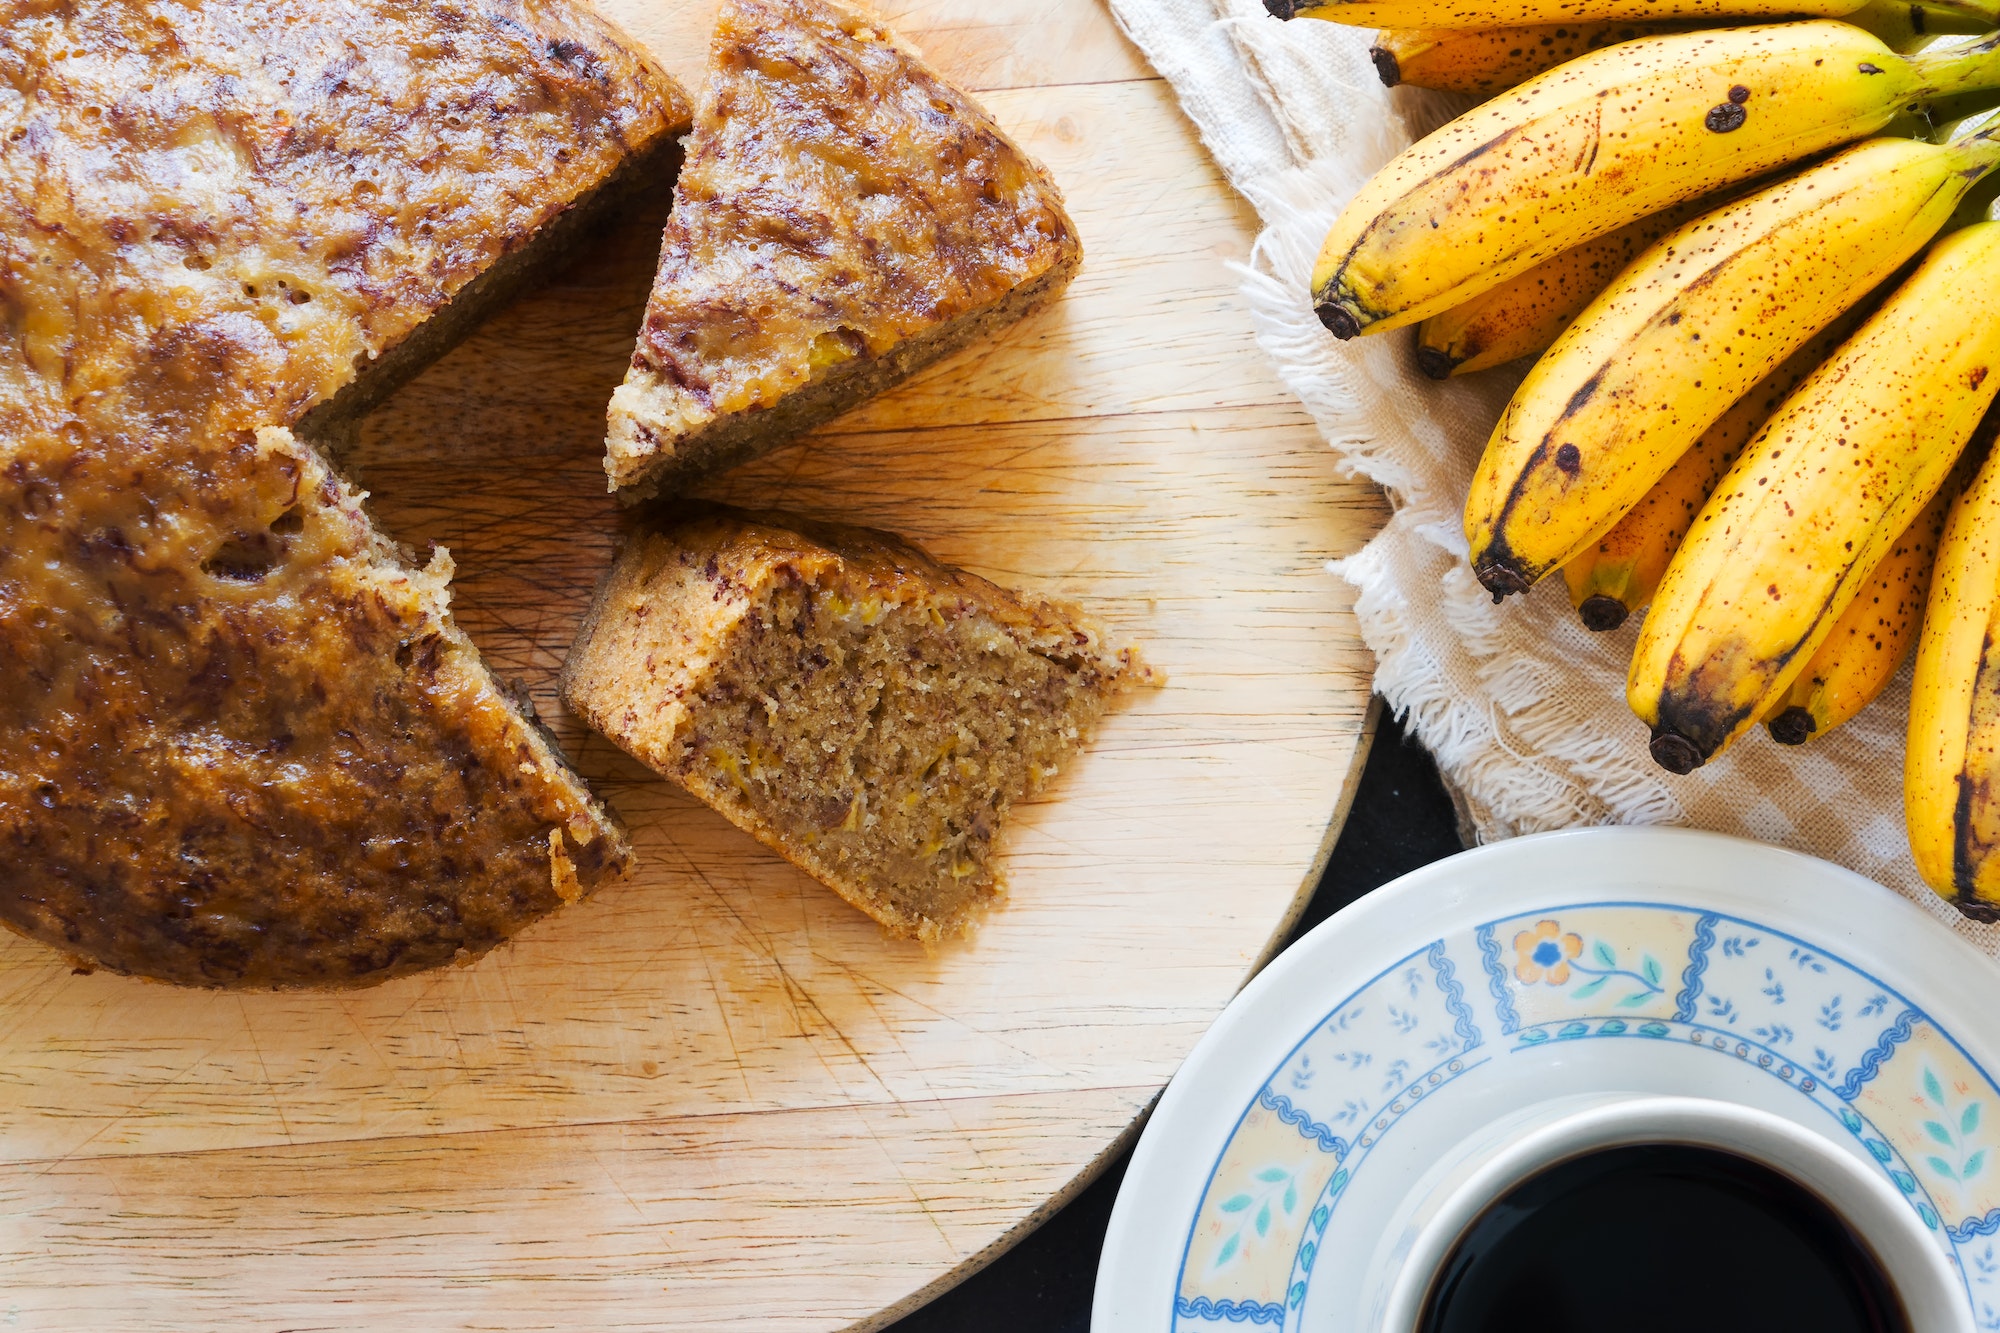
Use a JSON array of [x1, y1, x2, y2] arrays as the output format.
[[0, 0, 688, 987], [605, 0, 1078, 488]]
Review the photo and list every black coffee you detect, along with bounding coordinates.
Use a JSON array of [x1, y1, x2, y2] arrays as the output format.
[[1417, 1144, 1909, 1333]]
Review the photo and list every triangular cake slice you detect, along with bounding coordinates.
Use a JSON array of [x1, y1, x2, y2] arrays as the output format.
[[604, 0, 1082, 496], [562, 506, 1149, 940], [0, 0, 689, 988]]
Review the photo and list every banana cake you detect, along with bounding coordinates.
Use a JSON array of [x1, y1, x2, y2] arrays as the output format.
[[561, 506, 1149, 941], [0, 0, 690, 987], [603, 0, 1082, 497]]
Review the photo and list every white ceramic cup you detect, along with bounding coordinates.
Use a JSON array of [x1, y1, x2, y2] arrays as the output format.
[[1360, 1093, 1969, 1332]]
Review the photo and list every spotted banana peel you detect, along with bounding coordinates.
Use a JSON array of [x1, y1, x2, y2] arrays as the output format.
[[1268, 0, 2000, 33], [1629, 218, 2000, 774], [1310, 23, 2000, 340], [1415, 189, 1736, 379], [1908, 407, 2000, 914], [1762, 450, 1970, 745], [1559, 302, 1881, 631], [1368, 22, 1685, 97], [1366, 5, 1988, 95], [1464, 127, 2000, 604]]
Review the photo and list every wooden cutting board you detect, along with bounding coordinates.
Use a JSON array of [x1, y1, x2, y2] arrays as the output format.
[[0, 3, 1387, 1328]]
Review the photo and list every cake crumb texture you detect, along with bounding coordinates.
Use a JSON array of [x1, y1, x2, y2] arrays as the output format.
[[563, 506, 1150, 941]]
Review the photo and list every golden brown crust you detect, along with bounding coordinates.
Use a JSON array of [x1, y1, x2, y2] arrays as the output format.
[[604, 0, 1081, 494], [0, 0, 690, 988]]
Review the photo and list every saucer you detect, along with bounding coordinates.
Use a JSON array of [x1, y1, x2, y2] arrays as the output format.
[[1094, 828, 2000, 1330]]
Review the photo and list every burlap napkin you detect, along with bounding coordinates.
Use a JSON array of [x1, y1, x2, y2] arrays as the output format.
[[1102, 0, 2000, 954]]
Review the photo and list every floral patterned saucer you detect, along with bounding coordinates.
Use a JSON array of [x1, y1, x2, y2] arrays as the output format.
[[1093, 828, 2000, 1331]]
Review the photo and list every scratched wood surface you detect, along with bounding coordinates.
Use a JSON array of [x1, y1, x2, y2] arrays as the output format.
[[0, 3, 1389, 1328]]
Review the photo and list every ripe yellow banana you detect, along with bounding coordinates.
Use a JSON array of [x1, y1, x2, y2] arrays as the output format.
[[1310, 24, 2000, 339], [1415, 191, 1730, 379], [1270, 0, 1999, 31], [1907, 407, 2000, 913], [1369, 6, 1991, 94], [1630, 218, 2000, 773], [1560, 308, 1875, 629], [1369, 23, 1681, 96], [1762, 466, 1959, 745], [1465, 129, 1999, 602]]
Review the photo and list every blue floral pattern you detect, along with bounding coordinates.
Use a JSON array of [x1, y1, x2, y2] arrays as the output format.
[[1171, 903, 2000, 1331]]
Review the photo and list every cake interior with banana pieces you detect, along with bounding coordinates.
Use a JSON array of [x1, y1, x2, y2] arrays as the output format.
[[562, 505, 1151, 941]]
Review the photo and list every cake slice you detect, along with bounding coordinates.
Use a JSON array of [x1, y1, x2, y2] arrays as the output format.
[[603, 0, 1082, 497], [561, 506, 1149, 940], [0, 0, 689, 987]]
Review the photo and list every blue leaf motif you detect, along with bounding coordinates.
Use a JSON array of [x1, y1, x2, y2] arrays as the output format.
[[1642, 955, 1662, 986], [1599, 1020, 1628, 1035], [1220, 1194, 1252, 1213], [1867, 1140, 1894, 1163], [1216, 1234, 1240, 1268], [1893, 1170, 1917, 1193], [1311, 1205, 1330, 1233], [1617, 991, 1651, 1009], [1840, 1108, 1865, 1133], [1969, 1150, 1989, 1180], [1301, 1240, 1318, 1272], [1968, 1103, 1984, 1136], [1928, 1121, 1956, 1148], [1639, 1022, 1670, 1037], [1559, 1021, 1589, 1038], [1920, 1203, 1940, 1230], [1290, 1281, 1307, 1309], [1256, 1202, 1271, 1237], [1571, 977, 1609, 1000], [1328, 1169, 1350, 1197], [1284, 1182, 1298, 1213], [1926, 1067, 1947, 1105], [1929, 1156, 1958, 1181], [1593, 941, 1617, 967], [1257, 1167, 1289, 1183]]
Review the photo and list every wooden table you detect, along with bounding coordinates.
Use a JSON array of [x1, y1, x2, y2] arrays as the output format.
[[0, 2, 1387, 1327]]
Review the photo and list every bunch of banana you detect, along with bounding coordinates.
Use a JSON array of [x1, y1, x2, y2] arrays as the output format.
[[1266, 0, 1997, 32], [1466, 124, 1998, 602], [1907, 406, 2000, 914], [1311, 24, 2000, 341], [1559, 302, 1882, 629], [1629, 218, 2000, 773]]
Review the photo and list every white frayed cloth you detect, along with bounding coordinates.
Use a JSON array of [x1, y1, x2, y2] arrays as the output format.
[[1102, 0, 2000, 953]]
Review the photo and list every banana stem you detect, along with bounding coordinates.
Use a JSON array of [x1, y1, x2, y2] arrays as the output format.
[[1915, 30, 2000, 95]]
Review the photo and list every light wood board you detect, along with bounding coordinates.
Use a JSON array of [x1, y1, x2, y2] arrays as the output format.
[[0, 2, 1389, 1328]]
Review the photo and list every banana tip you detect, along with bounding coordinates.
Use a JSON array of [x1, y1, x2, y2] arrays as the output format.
[[1473, 559, 1533, 602], [1414, 345, 1456, 381], [1369, 46, 1400, 88], [1576, 595, 1628, 632], [1316, 301, 1361, 341], [1649, 731, 1705, 775], [1951, 895, 2000, 923], [1767, 707, 1815, 746]]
